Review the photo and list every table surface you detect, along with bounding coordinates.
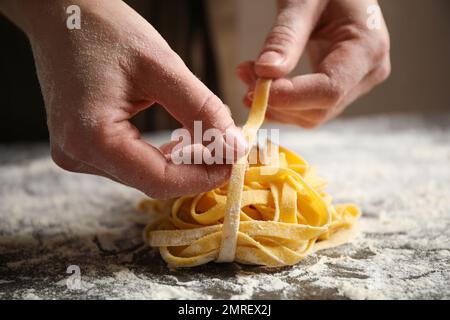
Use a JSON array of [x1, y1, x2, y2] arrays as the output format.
[[1, 112, 449, 300]]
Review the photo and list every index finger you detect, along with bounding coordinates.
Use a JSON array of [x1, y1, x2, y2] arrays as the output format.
[[81, 123, 231, 199]]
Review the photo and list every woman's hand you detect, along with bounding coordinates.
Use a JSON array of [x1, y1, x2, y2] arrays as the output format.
[[1, 0, 246, 199], [238, 0, 391, 128]]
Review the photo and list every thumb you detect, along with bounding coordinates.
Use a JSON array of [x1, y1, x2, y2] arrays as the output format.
[[255, 0, 324, 78], [157, 54, 248, 162]]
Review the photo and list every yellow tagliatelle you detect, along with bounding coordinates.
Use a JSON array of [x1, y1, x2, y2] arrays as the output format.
[[139, 79, 360, 268]]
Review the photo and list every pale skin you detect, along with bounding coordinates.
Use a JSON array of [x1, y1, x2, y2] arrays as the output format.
[[0, 0, 390, 198], [238, 0, 391, 128]]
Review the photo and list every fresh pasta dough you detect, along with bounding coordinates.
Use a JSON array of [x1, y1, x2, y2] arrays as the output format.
[[139, 79, 360, 268]]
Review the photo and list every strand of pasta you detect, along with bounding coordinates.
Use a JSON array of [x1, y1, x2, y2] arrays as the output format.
[[138, 79, 361, 268], [217, 78, 272, 262]]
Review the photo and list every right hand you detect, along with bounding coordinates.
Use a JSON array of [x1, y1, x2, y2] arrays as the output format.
[[5, 0, 247, 199], [237, 0, 390, 128]]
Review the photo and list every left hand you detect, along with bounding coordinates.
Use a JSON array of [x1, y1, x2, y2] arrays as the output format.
[[237, 0, 391, 128]]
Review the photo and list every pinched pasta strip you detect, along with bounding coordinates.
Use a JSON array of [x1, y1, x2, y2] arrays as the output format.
[[217, 78, 272, 262], [139, 80, 360, 268]]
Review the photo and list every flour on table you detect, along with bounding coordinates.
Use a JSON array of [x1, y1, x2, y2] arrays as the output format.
[[1, 113, 449, 299]]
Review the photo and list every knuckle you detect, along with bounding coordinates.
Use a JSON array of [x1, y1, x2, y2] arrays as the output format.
[[346, 24, 390, 64], [324, 82, 345, 106], [195, 94, 232, 131], [57, 120, 108, 163], [376, 61, 392, 83], [50, 148, 74, 171], [378, 36, 391, 55], [53, 120, 88, 161], [371, 35, 390, 63], [265, 24, 298, 49], [79, 120, 127, 156], [60, 132, 87, 162], [61, 142, 82, 161]]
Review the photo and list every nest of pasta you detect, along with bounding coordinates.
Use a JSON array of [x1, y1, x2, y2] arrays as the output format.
[[138, 141, 360, 268]]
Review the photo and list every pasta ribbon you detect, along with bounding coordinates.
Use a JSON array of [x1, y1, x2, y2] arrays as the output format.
[[139, 79, 360, 268]]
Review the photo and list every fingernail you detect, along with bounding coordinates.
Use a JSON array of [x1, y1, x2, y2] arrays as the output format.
[[224, 127, 248, 161], [258, 51, 284, 66], [247, 91, 254, 100]]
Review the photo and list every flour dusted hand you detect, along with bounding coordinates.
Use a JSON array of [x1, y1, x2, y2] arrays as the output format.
[[0, 0, 247, 199], [139, 80, 361, 268], [238, 0, 391, 128]]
